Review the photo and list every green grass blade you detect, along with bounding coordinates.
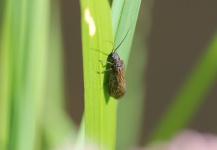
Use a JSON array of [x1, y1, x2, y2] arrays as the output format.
[[0, 1, 12, 149], [112, 1, 153, 149], [0, 0, 50, 149], [111, 0, 141, 66], [148, 32, 217, 143], [0, 0, 6, 36], [81, 0, 142, 149], [80, 0, 116, 149]]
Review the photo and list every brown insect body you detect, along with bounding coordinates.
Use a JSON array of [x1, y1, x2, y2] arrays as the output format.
[[108, 52, 126, 99]]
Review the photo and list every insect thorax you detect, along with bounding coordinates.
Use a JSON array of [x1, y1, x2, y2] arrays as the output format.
[[108, 52, 120, 63]]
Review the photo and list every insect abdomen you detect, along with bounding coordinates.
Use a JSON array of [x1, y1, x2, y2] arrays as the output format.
[[108, 66, 126, 99]]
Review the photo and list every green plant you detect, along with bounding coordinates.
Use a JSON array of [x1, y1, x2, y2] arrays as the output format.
[[80, 0, 141, 149]]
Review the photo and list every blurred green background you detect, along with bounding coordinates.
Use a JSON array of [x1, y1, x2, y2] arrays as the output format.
[[1, 0, 217, 150]]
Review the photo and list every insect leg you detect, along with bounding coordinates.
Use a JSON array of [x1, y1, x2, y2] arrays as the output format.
[[98, 60, 113, 65], [97, 68, 112, 74]]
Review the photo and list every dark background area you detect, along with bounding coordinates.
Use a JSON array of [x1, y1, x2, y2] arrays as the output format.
[[60, 0, 217, 145]]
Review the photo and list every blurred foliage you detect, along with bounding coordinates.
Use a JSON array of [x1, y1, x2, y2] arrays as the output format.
[[0, 0, 74, 150], [149, 31, 217, 143]]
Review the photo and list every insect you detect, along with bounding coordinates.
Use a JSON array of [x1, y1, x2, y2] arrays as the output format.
[[98, 26, 131, 99]]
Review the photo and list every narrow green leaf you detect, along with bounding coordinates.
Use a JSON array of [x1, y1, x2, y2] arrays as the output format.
[[112, 1, 153, 149], [0, 0, 50, 149], [80, 0, 116, 149], [0, 1, 12, 149], [0, 0, 6, 36], [81, 0, 142, 149], [149, 32, 217, 142], [111, 0, 141, 66]]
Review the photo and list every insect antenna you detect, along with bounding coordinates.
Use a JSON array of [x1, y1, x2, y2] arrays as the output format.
[[113, 24, 132, 52], [90, 48, 109, 56]]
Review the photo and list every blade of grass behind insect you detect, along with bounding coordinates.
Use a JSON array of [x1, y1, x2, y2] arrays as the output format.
[[111, 0, 141, 67], [80, 0, 116, 149], [42, 1, 76, 149], [148, 31, 217, 143], [0, 1, 12, 149], [112, 1, 154, 149], [6, 0, 50, 150]]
